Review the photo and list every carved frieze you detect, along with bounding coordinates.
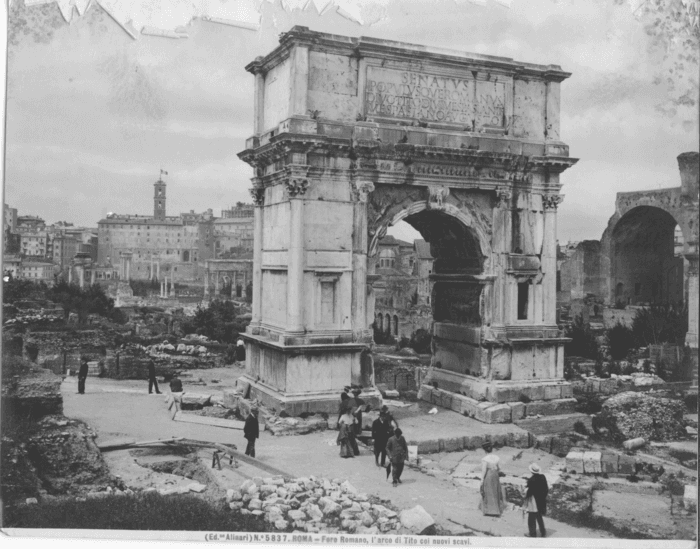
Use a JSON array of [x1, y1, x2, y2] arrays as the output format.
[[354, 181, 375, 203], [427, 185, 450, 209]]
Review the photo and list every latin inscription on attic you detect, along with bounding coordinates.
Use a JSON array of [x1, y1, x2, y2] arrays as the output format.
[[365, 66, 505, 127]]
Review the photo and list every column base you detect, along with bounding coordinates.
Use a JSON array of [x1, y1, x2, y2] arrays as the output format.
[[240, 332, 379, 416], [419, 368, 574, 424], [240, 375, 382, 416]]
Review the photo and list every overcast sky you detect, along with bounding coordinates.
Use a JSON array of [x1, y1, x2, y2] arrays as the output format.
[[4, 0, 698, 245]]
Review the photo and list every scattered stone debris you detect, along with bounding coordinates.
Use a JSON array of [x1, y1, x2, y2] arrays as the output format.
[[597, 391, 686, 441], [227, 476, 431, 534]]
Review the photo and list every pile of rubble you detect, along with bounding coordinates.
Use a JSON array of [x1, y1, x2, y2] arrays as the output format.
[[226, 476, 435, 535], [146, 341, 213, 357], [597, 391, 686, 441]]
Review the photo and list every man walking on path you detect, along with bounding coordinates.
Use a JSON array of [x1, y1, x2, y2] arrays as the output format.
[[147, 360, 162, 394], [244, 407, 259, 457], [372, 411, 392, 467], [77, 358, 89, 395], [523, 463, 549, 538], [386, 427, 408, 487]]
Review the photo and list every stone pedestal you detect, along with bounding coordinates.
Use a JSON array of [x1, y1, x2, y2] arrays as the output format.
[[238, 27, 577, 417]]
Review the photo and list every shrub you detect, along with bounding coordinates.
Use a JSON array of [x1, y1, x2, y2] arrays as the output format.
[[397, 336, 411, 349], [180, 300, 249, 344], [606, 323, 636, 360], [3, 492, 268, 531], [565, 316, 598, 360], [573, 421, 589, 435], [409, 328, 432, 354], [632, 303, 688, 347]]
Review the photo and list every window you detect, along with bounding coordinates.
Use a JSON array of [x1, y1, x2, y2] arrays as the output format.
[[517, 282, 529, 320], [379, 249, 395, 268]]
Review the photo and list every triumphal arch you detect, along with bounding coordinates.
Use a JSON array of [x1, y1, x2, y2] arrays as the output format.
[[238, 27, 578, 420]]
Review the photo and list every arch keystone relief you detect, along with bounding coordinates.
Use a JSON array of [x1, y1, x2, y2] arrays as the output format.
[[237, 27, 578, 419]]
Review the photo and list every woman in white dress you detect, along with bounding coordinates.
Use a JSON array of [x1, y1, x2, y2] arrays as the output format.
[[479, 441, 506, 517]]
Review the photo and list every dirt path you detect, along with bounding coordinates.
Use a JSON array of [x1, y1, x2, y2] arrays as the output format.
[[62, 377, 615, 539]]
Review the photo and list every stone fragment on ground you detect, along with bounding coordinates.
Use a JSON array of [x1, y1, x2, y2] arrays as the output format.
[[229, 476, 409, 533]]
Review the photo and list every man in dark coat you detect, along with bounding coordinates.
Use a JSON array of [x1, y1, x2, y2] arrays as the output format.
[[371, 412, 391, 467], [235, 339, 246, 364], [386, 427, 408, 486], [524, 463, 549, 538], [147, 360, 162, 394], [78, 358, 89, 395], [244, 407, 259, 457]]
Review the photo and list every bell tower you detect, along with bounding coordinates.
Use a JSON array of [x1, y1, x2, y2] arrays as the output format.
[[154, 170, 167, 221]]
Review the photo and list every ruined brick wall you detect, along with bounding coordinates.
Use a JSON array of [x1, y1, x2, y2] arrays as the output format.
[[23, 330, 109, 375]]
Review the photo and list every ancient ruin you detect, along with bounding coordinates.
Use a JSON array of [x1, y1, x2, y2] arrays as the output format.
[[238, 27, 578, 418]]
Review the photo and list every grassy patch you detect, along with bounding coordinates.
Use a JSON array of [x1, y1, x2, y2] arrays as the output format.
[[3, 492, 268, 531]]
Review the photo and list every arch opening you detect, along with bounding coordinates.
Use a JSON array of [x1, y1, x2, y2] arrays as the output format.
[[611, 206, 684, 307]]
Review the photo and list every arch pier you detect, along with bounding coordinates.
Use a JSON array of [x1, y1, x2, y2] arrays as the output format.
[[237, 27, 578, 419]]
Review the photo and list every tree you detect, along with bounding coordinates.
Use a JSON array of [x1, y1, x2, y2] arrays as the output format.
[[47, 281, 116, 324]]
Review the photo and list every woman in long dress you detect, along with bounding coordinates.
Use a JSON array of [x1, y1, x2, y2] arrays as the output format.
[[479, 442, 506, 517], [337, 411, 356, 458]]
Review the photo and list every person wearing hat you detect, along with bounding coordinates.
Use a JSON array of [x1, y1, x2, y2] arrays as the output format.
[[371, 410, 392, 467], [523, 463, 548, 538], [243, 407, 259, 457], [479, 441, 506, 517], [77, 357, 89, 395], [385, 427, 408, 487], [337, 408, 357, 459], [147, 360, 162, 395], [235, 339, 246, 365], [337, 390, 351, 429], [380, 405, 399, 434]]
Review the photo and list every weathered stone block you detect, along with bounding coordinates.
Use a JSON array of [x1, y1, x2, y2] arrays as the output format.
[[583, 452, 602, 474], [560, 384, 574, 399], [506, 430, 530, 449], [550, 436, 573, 457], [565, 451, 585, 474], [507, 401, 526, 420], [481, 403, 512, 424], [544, 385, 562, 401], [534, 435, 553, 454], [440, 437, 463, 453], [463, 434, 486, 450], [417, 439, 440, 454], [601, 452, 619, 473], [617, 455, 636, 475], [490, 433, 507, 448]]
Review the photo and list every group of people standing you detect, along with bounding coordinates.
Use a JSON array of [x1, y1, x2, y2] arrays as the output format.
[[336, 387, 408, 487], [479, 442, 549, 538]]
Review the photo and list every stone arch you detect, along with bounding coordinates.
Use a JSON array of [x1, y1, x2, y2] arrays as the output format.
[[376, 312, 383, 332], [393, 314, 399, 337], [606, 205, 684, 307], [385, 313, 392, 335], [369, 200, 492, 263]]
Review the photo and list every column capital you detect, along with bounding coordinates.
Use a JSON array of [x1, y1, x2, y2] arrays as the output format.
[[496, 189, 512, 209], [249, 186, 265, 207], [352, 180, 375, 203], [286, 178, 309, 198], [542, 193, 564, 211]]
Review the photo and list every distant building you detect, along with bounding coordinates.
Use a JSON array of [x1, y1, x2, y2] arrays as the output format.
[[20, 257, 54, 285], [20, 232, 50, 257], [371, 236, 433, 339], [97, 174, 245, 284], [213, 203, 254, 257], [15, 215, 45, 233], [3, 255, 21, 279]]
